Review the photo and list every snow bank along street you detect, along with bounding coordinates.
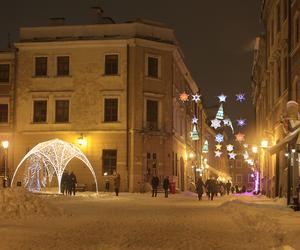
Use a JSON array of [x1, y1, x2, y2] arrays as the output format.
[[1, 188, 300, 250]]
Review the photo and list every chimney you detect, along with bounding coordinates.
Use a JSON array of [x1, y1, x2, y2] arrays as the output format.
[[49, 17, 66, 26]]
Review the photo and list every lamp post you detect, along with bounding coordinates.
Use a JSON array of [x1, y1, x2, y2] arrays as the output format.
[[2, 140, 9, 188]]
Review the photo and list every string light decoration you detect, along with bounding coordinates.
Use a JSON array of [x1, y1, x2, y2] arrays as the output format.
[[215, 104, 224, 120], [235, 133, 245, 142], [211, 118, 221, 129], [243, 151, 249, 160], [190, 124, 199, 141], [236, 93, 246, 103], [218, 94, 227, 103], [192, 116, 198, 124], [237, 119, 246, 127], [202, 140, 209, 153], [179, 91, 189, 102], [192, 94, 201, 103], [215, 134, 224, 143], [11, 139, 99, 193], [226, 144, 234, 152], [215, 151, 222, 157], [228, 152, 237, 159], [223, 118, 235, 134], [215, 144, 222, 150]]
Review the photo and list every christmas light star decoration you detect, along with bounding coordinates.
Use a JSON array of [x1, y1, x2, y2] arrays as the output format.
[[179, 91, 189, 102], [215, 133, 224, 143], [192, 116, 198, 124], [215, 144, 222, 150], [237, 119, 246, 127], [215, 151, 222, 157], [243, 151, 249, 160], [192, 94, 201, 103], [236, 93, 246, 103], [211, 119, 221, 129], [218, 94, 227, 103], [215, 104, 224, 120], [235, 133, 245, 142], [228, 152, 237, 159], [226, 144, 234, 152], [11, 139, 99, 193], [223, 119, 230, 126]]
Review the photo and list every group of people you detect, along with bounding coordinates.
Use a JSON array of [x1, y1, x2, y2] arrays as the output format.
[[61, 171, 77, 196], [196, 177, 233, 201], [151, 175, 170, 198]]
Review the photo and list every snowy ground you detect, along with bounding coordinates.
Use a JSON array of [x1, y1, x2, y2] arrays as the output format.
[[1, 188, 300, 250]]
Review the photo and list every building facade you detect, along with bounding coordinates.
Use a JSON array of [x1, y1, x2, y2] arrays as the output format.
[[0, 19, 230, 192], [252, 0, 300, 200]]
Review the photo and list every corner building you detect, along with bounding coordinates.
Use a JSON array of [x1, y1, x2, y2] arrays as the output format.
[[0, 19, 207, 192]]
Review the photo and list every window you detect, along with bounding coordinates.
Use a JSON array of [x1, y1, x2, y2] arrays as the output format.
[[0, 64, 9, 83], [55, 100, 69, 123], [105, 55, 118, 75], [102, 150, 117, 175], [33, 100, 47, 123], [235, 159, 242, 168], [0, 104, 8, 123], [146, 100, 158, 130], [236, 175, 242, 184], [57, 56, 69, 76], [147, 56, 159, 78], [35, 57, 47, 76], [104, 98, 118, 122]]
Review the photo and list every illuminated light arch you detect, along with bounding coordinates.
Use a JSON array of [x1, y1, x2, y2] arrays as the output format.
[[11, 139, 98, 193]]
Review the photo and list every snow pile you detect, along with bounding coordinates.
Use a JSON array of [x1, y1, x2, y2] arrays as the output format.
[[0, 188, 66, 219]]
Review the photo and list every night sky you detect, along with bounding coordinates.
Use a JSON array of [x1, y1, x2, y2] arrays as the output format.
[[0, 0, 263, 140]]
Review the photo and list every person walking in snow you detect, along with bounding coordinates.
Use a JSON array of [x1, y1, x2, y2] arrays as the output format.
[[61, 171, 69, 195], [196, 177, 205, 200], [151, 174, 160, 197], [114, 173, 121, 196], [226, 181, 231, 195], [69, 171, 77, 196], [163, 176, 170, 198], [205, 178, 216, 201]]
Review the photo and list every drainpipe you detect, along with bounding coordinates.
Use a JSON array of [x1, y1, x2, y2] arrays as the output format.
[[126, 44, 130, 192], [287, 0, 292, 206]]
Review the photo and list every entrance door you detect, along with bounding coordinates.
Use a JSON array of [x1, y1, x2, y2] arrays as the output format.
[[180, 157, 185, 191]]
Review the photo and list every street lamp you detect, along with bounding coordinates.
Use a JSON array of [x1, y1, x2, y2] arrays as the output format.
[[2, 140, 9, 188], [252, 146, 258, 154], [260, 139, 269, 148]]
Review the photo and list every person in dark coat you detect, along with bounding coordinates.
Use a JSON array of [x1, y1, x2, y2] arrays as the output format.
[[205, 178, 216, 200], [61, 171, 69, 195], [163, 176, 170, 198], [231, 186, 235, 194], [114, 173, 121, 196], [196, 177, 205, 200], [226, 181, 231, 195], [235, 184, 239, 194], [151, 175, 160, 197], [69, 171, 77, 196]]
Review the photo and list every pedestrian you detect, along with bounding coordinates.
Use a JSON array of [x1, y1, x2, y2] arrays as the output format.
[[205, 178, 216, 201], [231, 186, 235, 194], [226, 181, 231, 195], [220, 184, 225, 196], [69, 171, 77, 196], [196, 177, 205, 200], [151, 174, 159, 197], [114, 173, 121, 196], [61, 170, 68, 195], [235, 184, 239, 194], [163, 176, 170, 198]]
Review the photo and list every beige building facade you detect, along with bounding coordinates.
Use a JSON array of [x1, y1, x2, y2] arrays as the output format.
[[0, 19, 230, 192]]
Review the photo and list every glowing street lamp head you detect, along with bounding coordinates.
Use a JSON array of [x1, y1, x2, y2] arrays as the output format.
[[189, 152, 195, 159], [252, 146, 258, 154], [77, 134, 87, 146], [2, 140, 9, 149], [261, 140, 268, 148]]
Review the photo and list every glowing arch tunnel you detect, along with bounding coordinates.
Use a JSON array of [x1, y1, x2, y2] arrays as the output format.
[[11, 139, 98, 193]]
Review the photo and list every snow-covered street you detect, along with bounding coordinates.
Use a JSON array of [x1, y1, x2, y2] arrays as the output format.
[[1, 189, 300, 250]]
